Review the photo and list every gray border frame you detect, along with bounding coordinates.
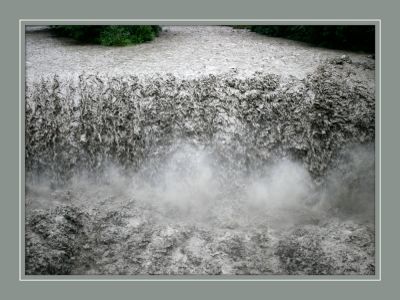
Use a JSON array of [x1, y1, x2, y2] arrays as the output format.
[[20, 19, 381, 281]]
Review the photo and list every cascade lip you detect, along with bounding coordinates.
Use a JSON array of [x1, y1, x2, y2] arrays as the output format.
[[24, 63, 376, 275], [24, 58, 375, 183], [25, 26, 374, 83], [22, 25, 377, 277]]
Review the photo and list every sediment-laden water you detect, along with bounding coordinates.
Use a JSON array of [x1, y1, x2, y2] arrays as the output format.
[[25, 28, 376, 275]]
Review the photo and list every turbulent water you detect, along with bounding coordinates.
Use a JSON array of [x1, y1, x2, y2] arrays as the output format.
[[25, 26, 374, 81], [25, 28, 376, 275]]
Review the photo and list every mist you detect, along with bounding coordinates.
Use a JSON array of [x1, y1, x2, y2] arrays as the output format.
[[24, 27, 376, 275], [26, 142, 375, 232]]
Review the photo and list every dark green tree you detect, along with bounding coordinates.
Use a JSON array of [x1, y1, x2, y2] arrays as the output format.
[[249, 25, 375, 52], [50, 25, 162, 46]]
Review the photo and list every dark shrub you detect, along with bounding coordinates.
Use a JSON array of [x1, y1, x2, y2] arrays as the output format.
[[50, 25, 161, 46], [249, 25, 375, 53]]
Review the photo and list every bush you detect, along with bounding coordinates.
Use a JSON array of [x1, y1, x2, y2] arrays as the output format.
[[249, 25, 375, 53], [50, 25, 161, 46]]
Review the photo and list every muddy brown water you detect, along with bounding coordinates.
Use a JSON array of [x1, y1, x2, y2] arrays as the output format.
[[24, 26, 376, 275], [25, 25, 373, 81]]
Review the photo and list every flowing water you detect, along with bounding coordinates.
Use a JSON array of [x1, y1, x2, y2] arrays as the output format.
[[24, 26, 376, 275], [26, 26, 373, 81]]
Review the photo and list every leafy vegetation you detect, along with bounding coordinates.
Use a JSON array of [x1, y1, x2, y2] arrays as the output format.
[[238, 25, 375, 52], [50, 25, 162, 46]]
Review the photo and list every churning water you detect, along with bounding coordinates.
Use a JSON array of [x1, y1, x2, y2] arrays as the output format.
[[24, 27, 376, 275]]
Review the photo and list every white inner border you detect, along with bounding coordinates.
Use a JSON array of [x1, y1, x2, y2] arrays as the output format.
[[19, 19, 382, 282]]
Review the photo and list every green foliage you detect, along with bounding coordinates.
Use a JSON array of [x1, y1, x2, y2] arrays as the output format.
[[249, 25, 375, 52], [50, 25, 161, 46], [230, 25, 252, 29]]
